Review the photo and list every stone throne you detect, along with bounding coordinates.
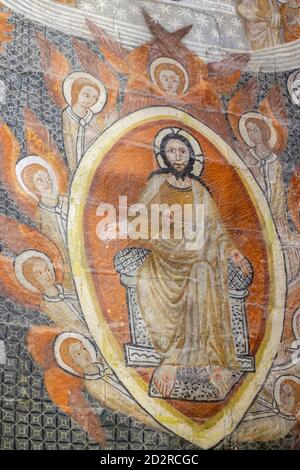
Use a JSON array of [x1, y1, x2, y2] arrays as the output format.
[[114, 247, 255, 401]]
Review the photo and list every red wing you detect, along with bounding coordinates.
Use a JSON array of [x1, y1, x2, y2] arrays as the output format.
[[24, 107, 70, 193], [258, 85, 288, 154], [0, 121, 38, 219], [208, 53, 250, 94], [288, 163, 300, 234], [27, 326, 61, 368], [210, 71, 242, 96], [0, 11, 14, 53], [227, 78, 258, 145], [86, 19, 129, 75], [72, 39, 120, 122], [28, 326, 106, 445], [208, 53, 250, 78], [45, 366, 106, 446], [36, 32, 72, 109], [0, 254, 41, 309]]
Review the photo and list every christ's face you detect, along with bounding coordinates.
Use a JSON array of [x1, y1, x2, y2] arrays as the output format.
[[165, 139, 190, 173], [159, 69, 181, 96], [32, 259, 55, 290], [246, 121, 263, 145], [292, 79, 300, 103], [77, 86, 99, 110], [69, 342, 92, 369], [279, 383, 295, 414], [33, 170, 53, 195]]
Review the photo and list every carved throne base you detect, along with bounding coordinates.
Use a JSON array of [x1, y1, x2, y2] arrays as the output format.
[[124, 344, 255, 372]]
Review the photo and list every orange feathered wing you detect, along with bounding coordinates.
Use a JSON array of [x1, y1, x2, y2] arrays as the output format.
[[227, 78, 258, 145], [258, 84, 289, 155], [0, 121, 37, 219], [0, 254, 41, 309], [0, 10, 14, 54], [209, 71, 242, 97], [72, 39, 120, 126], [27, 326, 60, 368], [288, 163, 300, 234], [208, 53, 250, 96], [0, 215, 63, 262], [28, 326, 106, 446], [24, 107, 70, 193], [86, 19, 129, 76], [36, 32, 72, 109], [45, 367, 106, 446]]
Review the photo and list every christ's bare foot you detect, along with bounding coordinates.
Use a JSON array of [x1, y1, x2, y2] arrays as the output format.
[[208, 366, 234, 396], [153, 365, 177, 398]]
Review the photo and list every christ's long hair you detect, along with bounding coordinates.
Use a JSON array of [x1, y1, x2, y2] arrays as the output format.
[[150, 133, 200, 182]]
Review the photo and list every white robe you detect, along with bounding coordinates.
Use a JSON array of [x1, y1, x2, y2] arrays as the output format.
[[62, 107, 100, 175]]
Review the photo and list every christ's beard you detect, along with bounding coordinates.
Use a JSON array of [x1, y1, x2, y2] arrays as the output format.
[[169, 164, 190, 180]]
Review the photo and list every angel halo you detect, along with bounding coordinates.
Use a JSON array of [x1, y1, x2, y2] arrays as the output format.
[[149, 57, 189, 96], [293, 307, 300, 340], [274, 375, 300, 417], [287, 70, 300, 106], [239, 112, 278, 149], [154, 127, 204, 178], [14, 249, 56, 294], [63, 71, 107, 114], [16, 155, 58, 201], [54, 331, 100, 378]]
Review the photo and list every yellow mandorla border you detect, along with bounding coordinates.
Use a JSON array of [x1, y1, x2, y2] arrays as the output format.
[[68, 106, 286, 449]]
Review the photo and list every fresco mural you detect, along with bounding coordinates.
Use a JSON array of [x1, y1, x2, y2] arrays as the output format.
[[0, 0, 300, 451]]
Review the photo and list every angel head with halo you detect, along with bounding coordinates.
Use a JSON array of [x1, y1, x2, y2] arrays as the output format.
[[16, 155, 58, 203], [288, 70, 300, 107], [54, 331, 105, 379], [63, 71, 107, 116], [274, 375, 300, 418], [239, 112, 278, 157], [14, 249, 59, 298], [149, 58, 189, 97]]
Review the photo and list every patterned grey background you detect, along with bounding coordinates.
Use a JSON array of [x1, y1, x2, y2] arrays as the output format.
[[0, 8, 299, 450]]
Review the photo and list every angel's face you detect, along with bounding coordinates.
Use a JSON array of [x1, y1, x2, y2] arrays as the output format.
[[32, 258, 55, 290], [245, 121, 263, 145], [292, 79, 300, 104], [159, 69, 181, 96], [165, 138, 190, 173], [279, 383, 295, 414], [69, 342, 92, 369], [33, 170, 53, 195], [78, 86, 99, 110]]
